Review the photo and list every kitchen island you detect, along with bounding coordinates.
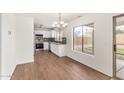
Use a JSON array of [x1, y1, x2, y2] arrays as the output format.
[[50, 42, 66, 57]]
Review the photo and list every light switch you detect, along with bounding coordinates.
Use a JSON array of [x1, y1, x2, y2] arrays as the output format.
[[8, 30, 12, 35]]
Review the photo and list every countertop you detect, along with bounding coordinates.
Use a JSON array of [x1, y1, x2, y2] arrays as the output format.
[[50, 42, 66, 45]]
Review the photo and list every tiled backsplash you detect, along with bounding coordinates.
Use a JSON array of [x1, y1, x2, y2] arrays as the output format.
[[35, 34, 67, 44], [43, 37, 66, 44], [43, 38, 55, 42]]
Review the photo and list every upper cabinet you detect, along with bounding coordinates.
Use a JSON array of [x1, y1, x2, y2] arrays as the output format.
[[34, 30, 51, 38], [51, 30, 56, 38], [43, 31, 50, 38]]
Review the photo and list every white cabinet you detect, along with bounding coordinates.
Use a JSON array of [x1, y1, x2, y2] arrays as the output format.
[[43, 31, 50, 38], [43, 42, 49, 50], [51, 30, 56, 38], [34, 31, 50, 38], [50, 43, 66, 57]]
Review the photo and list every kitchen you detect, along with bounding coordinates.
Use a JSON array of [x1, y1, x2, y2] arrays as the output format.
[[32, 13, 73, 57], [34, 23, 67, 57]]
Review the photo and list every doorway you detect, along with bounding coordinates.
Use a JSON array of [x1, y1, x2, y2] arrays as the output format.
[[113, 14, 124, 79]]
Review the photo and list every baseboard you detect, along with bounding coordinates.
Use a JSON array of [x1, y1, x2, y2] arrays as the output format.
[[66, 55, 111, 78], [0, 75, 11, 80]]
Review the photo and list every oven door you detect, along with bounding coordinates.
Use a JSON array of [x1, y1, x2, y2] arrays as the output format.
[[36, 43, 44, 49]]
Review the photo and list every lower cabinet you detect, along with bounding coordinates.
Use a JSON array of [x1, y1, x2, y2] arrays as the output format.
[[50, 43, 66, 57], [43, 42, 49, 50]]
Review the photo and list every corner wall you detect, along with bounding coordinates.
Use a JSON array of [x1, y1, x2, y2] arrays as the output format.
[[65, 13, 119, 76], [0, 14, 16, 79], [16, 16, 34, 64], [0, 14, 34, 79]]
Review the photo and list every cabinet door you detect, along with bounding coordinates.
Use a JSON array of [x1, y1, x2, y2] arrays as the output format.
[[43, 31, 50, 38], [44, 42, 49, 50], [51, 30, 56, 38]]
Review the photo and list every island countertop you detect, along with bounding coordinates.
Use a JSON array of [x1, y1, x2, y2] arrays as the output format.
[[50, 42, 66, 45]]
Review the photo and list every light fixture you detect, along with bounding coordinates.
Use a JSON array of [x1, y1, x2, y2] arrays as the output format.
[[52, 13, 68, 30]]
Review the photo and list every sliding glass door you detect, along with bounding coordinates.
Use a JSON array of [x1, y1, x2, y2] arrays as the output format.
[[113, 14, 124, 79]]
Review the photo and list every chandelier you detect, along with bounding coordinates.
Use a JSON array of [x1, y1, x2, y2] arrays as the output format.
[[52, 13, 68, 30]]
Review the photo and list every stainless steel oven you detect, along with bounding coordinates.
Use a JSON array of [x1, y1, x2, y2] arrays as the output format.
[[36, 43, 44, 49]]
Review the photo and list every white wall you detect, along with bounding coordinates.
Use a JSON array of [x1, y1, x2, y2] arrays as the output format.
[[0, 14, 16, 79], [65, 13, 119, 76], [16, 16, 34, 64], [0, 14, 34, 79]]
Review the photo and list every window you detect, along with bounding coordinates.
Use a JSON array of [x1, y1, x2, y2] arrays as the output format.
[[83, 23, 94, 54], [51, 30, 56, 38], [55, 31, 60, 41], [73, 23, 94, 54], [73, 26, 83, 52], [55, 31, 63, 41]]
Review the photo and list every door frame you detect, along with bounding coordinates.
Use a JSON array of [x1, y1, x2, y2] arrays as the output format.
[[113, 14, 124, 79]]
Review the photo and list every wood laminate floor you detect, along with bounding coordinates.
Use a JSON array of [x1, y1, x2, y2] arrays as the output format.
[[11, 51, 110, 80]]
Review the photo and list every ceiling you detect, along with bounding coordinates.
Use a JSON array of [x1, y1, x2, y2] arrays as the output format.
[[16, 13, 84, 28]]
